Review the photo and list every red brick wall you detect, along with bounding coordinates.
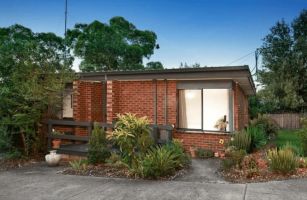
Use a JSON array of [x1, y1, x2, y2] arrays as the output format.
[[65, 79, 249, 151], [173, 131, 230, 152], [72, 80, 104, 135], [106, 80, 178, 125], [233, 82, 249, 130], [73, 81, 104, 122]]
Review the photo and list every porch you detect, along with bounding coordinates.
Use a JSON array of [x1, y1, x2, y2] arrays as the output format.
[[47, 119, 173, 156]]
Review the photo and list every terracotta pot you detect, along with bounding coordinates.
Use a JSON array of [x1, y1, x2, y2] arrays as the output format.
[[52, 139, 61, 149], [190, 147, 196, 158]]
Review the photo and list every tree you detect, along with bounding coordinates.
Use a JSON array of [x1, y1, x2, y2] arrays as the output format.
[[67, 17, 158, 72], [258, 10, 307, 112], [179, 62, 202, 68], [145, 61, 164, 70], [0, 24, 74, 156]]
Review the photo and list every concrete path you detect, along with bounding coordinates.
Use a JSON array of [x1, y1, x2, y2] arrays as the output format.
[[175, 158, 225, 183], [0, 163, 306, 200]]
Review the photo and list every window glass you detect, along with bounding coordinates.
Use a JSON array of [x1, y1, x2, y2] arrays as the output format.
[[178, 90, 202, 129], [203, 89, 229, 131]]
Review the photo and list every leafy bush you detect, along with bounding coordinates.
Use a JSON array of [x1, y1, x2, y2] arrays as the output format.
[[250, 114, 279, 138], [267, 147, 297, 174], [140, 146, 177, 178], [138, 140, 190, 179], [228, 131, 251, 152], [105, 153, 127, 168], [69, 159, 88, 171], [88, 123, 110, 164], [222, 149, 246, 170], [0, 125, 12, 152], [110, 113, 154, 167], [164, 140, 190, 168], [196, 148, 214, 158], [246, 126, 267, 150]]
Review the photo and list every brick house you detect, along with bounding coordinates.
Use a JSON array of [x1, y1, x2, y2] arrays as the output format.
[[51, 66, 255, 154]]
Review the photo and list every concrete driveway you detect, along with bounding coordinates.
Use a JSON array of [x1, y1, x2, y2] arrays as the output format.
[[0, 163, 306, 200]]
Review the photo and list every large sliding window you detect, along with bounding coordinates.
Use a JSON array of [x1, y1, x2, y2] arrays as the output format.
[[178, 83, 233, 132]]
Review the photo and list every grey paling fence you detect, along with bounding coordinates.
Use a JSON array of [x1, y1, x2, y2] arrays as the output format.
[[266, 113, 305, 129]]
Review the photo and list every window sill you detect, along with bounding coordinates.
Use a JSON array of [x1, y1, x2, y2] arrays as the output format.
[[175, 128, 233, 135]]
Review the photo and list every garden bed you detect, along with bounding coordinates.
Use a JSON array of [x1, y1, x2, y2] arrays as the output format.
[[0, 157, 44, 171], [62, 164, 188, 181], [220, 149, 307, 183]]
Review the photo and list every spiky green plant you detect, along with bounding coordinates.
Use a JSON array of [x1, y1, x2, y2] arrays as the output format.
[[228, 131, 251, 152], [267, 147, 297, 174]]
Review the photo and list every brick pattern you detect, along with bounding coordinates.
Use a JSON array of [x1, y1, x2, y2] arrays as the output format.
[[173, 131, 230, 152], [233, 82, 249, 130], [73, 80, 104, 135], [54, 79, 249, 152]]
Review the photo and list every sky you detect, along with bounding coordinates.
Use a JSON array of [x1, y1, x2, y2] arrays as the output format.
[[0, 0, 306, 72]]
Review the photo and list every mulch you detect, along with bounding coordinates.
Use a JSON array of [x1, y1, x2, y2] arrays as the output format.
[[0, 158, 44, 171], [61, 164, 188, 181], [220, 146, 307, 183]]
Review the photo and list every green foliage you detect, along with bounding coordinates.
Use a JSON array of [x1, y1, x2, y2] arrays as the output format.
[[116, 139, 190, 179], [276, 129, 301, 149], [222, 149, 246, 170], [3, 149, 23, 160], [228, 131, 251, 152], [69, 159, 88, 171], [138, 141, 189, 179], [250, 114, 279, 138], [0, 24, 74, 157], [105, 152, 127, 168], [195, 148, 214, 158], [267, 147, 297, 174], [67, 17, 158, 72], [164, 140, 191, 168], [298, 129, 307, 156], [111, 113, 154, 167], [0, 125, 12, 152], [282, 142, 303, 156], [140, 146, 178, 178], [145, 61, 164, 70], [88, 123, 110, 164], [246, 126, 267, 150], [258, 10, 307, 112]]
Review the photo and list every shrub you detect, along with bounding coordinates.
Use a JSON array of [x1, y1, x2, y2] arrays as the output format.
[[0, 125, 12, 152], [164, 139, 191, 168], [222, 149, 246, 170], [88, 123, 110, 164], [196, 148, 214, 158], [267, 147, 297, 174], [110, 113, 154, 167], [138, 140, 190, 179], [241, 155, 259, 178], [105, 153, 127, 168], [246, 126, 267, 150], [140, 146, 177, 178], [228, 131, 251, 152], [250, 114, 279, 138], [69, 159, 88, 171]]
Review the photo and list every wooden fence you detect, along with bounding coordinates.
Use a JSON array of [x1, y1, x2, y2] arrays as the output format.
[[266, 113, 306, 129]]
